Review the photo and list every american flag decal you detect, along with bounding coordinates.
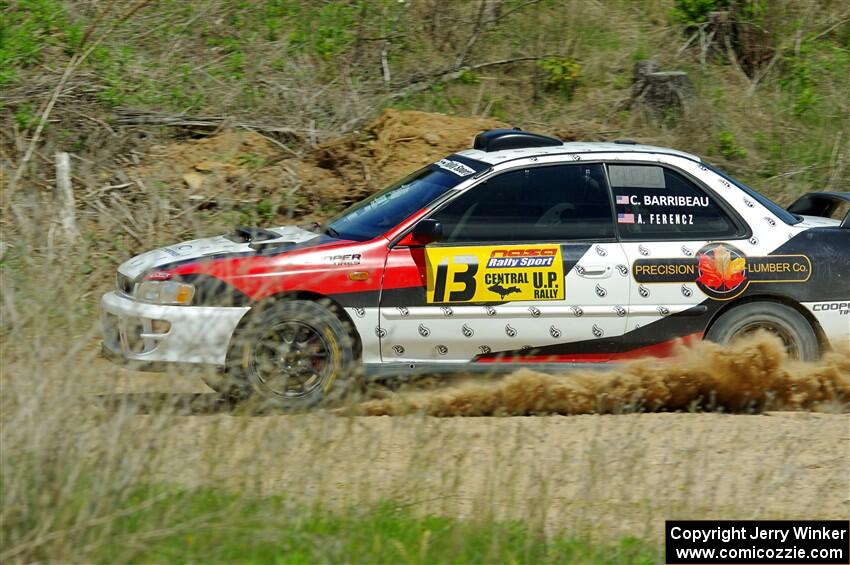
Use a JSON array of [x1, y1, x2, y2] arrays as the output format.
[[616, 195, 630, 205], [617, 213, 635, 224]]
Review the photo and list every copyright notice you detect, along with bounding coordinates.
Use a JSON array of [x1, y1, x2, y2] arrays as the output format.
[[666, 520, 849, 564]]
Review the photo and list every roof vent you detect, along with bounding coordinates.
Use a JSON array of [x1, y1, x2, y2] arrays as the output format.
[[473, 129, 562, 152], [614, 139, 638, 145]]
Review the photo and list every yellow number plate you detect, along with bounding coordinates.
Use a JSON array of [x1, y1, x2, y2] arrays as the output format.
[[425, 245, 564, 303]]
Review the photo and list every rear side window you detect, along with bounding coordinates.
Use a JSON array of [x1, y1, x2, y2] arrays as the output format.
[[608, 164, 742, 239], [431, 163, 614, 243]]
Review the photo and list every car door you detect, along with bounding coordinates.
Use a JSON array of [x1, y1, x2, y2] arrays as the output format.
[[378, 161, 630, 364], [608, 161, 750, 354]]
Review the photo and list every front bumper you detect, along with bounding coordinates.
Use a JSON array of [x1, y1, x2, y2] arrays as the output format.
[[100, 291, 250, 367]]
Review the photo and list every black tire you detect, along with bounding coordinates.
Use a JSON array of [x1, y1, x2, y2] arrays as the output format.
[[705, 301, 820, 361], [219, 299, 359, 410]]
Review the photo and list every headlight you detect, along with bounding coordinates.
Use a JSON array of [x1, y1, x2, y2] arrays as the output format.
[[136, 281, 195, 305]]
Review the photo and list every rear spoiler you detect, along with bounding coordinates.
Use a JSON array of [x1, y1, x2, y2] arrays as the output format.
[[787, 192, 850, 228]]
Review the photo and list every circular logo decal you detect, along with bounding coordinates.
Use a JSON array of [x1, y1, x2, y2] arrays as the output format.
[[695, 243, 749, 300]]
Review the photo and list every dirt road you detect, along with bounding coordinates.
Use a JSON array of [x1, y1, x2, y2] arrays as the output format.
[[92, 353, 849, 543]]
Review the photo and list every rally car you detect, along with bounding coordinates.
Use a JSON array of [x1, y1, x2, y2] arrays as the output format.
[[101, 129, 850, 408]]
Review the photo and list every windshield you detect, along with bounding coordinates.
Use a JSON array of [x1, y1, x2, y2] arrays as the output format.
[[325, 161, 484, 241], [704, 162, 802, 225]]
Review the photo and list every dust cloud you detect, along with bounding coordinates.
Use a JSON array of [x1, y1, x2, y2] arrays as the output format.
[[359, 333, 850, 416]]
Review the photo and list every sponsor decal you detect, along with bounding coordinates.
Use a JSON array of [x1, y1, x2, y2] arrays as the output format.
[[486, 247, 557, 268], [324, 253, 361, 265], [632, 243, 812, 300], [434, 158, 475, 177], [812, 302, 849, 316], [426, 245, 564, 303]]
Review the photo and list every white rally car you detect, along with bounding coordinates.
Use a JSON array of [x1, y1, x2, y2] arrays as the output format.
[[102, 129, 850, 408]]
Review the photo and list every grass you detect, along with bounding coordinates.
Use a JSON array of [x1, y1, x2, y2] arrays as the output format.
[[21, 484, 654, 564]]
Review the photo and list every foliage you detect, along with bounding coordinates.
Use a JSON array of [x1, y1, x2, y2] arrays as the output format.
[[538, 56, 582, 99], [717, 130, 747, 160], [0, 0, 73, 85], [671, 0, 729, 26]]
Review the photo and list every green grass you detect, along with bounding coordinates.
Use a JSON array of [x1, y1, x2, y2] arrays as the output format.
[[81, 485, 658, 564]]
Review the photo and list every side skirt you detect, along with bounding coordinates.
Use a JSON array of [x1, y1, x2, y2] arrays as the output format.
[[362, 361, 613, 380]]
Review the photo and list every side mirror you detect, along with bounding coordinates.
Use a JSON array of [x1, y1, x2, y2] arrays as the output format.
[[410, 219, 443, 245]]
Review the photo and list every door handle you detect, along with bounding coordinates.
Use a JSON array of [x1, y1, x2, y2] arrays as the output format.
[[576, 264, 611, 278]]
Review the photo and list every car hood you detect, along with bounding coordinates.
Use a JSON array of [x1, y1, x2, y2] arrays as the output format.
[[117, 225, 320, 280]]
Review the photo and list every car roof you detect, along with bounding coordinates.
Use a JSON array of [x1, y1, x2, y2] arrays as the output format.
[[455, 141, 701, 165]]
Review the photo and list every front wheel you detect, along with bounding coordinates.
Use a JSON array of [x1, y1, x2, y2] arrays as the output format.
[[222, 299, 359, 410], [705, 301, 820, 361]]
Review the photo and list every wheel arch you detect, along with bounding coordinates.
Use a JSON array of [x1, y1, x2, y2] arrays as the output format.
[[704, 292, 829, 353], [236, 291, 363, 361]]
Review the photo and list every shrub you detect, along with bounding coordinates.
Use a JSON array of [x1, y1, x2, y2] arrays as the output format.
[[718, 130, 747, 160], [538, 57, 581, 99]]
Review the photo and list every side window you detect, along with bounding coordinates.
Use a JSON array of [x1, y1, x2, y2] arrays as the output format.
[[608, 164, 741, 239], [432, 163, 614, 243]]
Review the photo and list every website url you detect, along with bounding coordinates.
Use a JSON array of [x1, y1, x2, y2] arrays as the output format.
[[675, 546, 845, 561]]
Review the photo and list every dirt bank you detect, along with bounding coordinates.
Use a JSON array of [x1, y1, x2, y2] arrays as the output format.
[[127, 109, 509, 219]]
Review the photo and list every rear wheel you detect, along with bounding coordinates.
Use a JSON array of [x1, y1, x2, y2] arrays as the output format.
[[705, 301, 820, 361], [217, 299, 359, 409]]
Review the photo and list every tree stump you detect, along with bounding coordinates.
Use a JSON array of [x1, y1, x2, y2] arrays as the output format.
[[628, 60, 694, 118]]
